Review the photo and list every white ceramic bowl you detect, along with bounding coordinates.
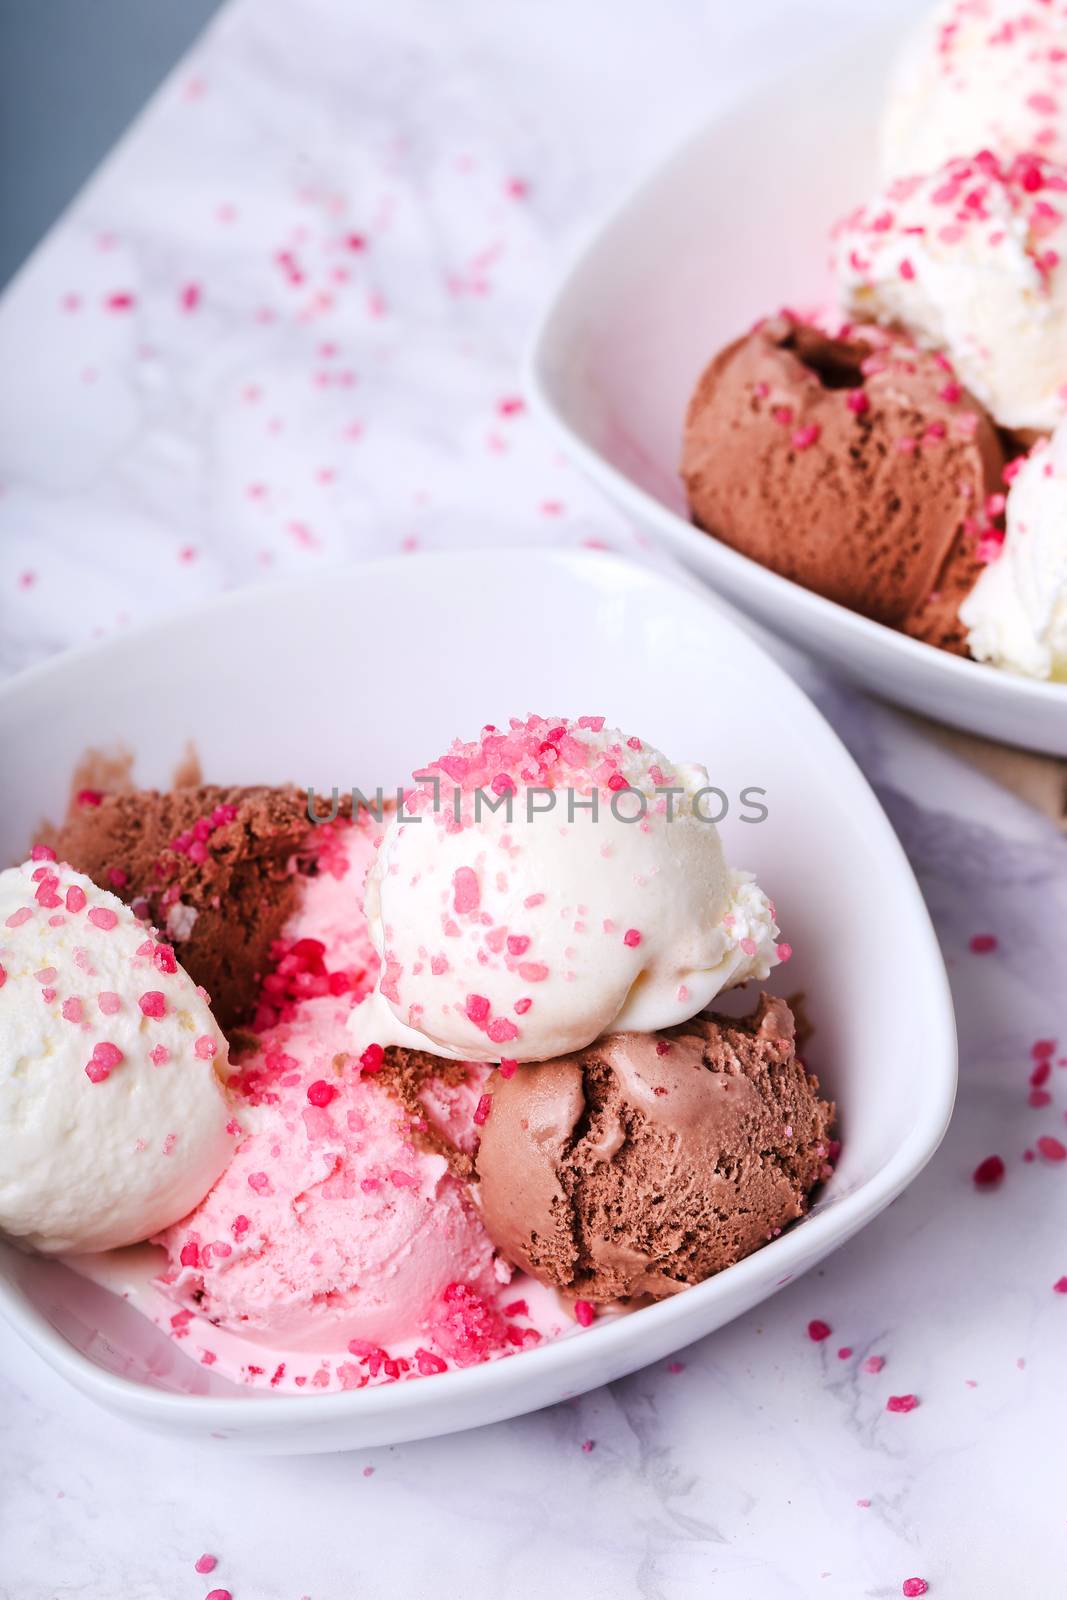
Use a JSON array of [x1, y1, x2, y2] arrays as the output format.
[[526, 16, 1067, 756], [0, 549, 956, 1453]]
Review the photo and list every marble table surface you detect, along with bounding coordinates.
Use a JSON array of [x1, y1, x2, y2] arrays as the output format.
[[1, 0, 1063, 1595]]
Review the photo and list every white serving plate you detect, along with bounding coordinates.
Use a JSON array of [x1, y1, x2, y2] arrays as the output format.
[[0, 549, 956, 1454], [526, 14, 1067, 756]]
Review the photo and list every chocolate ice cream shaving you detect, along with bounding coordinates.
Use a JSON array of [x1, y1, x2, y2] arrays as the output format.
[[681, 313, 1008, 654], [51, 784, 342, 1030], [377, 1047, 482, 1181], [474, 995, 834, 1303]]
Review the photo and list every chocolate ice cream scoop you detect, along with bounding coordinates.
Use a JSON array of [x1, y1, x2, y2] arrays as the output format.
[[473, 995, 834, 1303], [51, 785, 329, 1030], [681, 314, 1008, 654]]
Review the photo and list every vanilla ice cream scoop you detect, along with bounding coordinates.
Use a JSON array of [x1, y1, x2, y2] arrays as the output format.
[[0, 855, 236, 1253], [961, 431, 1067, 679], [833, 151, 1067, 433], [349, 717, 784, 1065], [882, 0, 1067, 179]]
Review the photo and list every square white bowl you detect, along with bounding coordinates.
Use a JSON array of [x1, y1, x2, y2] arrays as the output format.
[[526, 16, 1067, 756], [0, 549, 956, 1453]]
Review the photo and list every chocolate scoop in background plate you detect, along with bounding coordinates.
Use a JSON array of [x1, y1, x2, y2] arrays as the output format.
[[682, 313, 1008, 655]]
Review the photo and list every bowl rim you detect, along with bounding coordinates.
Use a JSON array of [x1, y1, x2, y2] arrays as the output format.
[[0, 547, 958, 1431], [522, 57, 1067, 720]]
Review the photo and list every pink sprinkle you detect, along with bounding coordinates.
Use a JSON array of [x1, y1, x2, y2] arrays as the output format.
[[205, 1591, 232, 1600], [88, 907, 118, 931], [791, 423, 821, 450], [776, 941, 793, 963], [902, 1582, 928, 1598], [180, 283, 201, 312], [153, 943, 178, 975], [360, 1043, 384, 1073], [390, 1169, 418, 1188], [1037, 1136, 1067, 1162], [194, 1556, 217, 1575], [969, 933, 997, 954], [523, 893, 545, 909], [973, 1154, 1005, 1188], [61, 998, 83, 1023], [0, 965, 6, 990], [85, 1059, 111, 1084], [1053, 1277, 1067, 1294], [863, 1355, 886, 1374], [65, 885, 87, 913], [247, 1172, 271, 1194], [506, 934, 531, 957], [35, 967, 57, 984], [307, 1079, 336, 1107], [150, 1045, 170, 1066], [194, 1036, 217, 1060], [487, 1017, 518, 1044], [574, 1300, 595, 1328], [837, 1346, 853, 1360], [845, 389, 869, 415], [139, 991, 166, 1018], [98, 991, 121, 1015], [452, 866, 480, 914], [499, 1058, 517, 1079], [807, 1319, 832, 1342], [466, 994, 491, 1024], [1033, 1039, 1057, 1060], [31, 844, 57, 862], [739, 937, 758, 958], [623, 928, 642, 949], [473, 1093, 493, 1126], [580, 1439, 595, 1453], [514, 997, 532, 1014], [899, 258, 916, 280], [108, 867, 128, 889], [886, 1393, 919, 1413], [5, 907, 33, 928], [180, 1242, 200, 1268], [104, 291, 136, 312]]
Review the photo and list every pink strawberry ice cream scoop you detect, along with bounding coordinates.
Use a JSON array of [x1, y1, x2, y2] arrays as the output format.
[[154, 995, 499, 1351]]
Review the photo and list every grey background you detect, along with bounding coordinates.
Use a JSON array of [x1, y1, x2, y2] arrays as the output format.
[[0, 0, 226, 287]]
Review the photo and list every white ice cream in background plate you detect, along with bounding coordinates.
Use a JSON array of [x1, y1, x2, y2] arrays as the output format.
[[350, 715, 786, 1065], [882, 0, 1067, 178], [832, 150, 1067, 433], [961, 429, 1067, 678], [0, 852, 235, 1254]]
